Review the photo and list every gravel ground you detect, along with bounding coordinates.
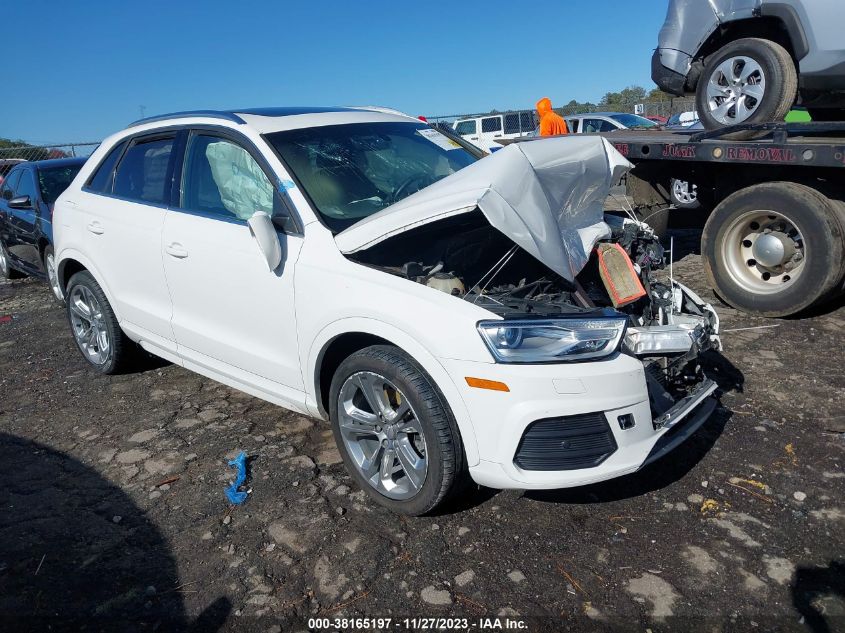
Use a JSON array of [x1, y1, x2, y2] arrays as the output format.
[[1, 228, 843, 632]]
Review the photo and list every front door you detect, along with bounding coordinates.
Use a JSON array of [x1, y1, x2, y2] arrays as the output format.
[[162, 131, 305, 407]]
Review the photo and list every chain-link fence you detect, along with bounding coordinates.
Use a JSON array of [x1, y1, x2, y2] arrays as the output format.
[[0, 142, 100, 165]]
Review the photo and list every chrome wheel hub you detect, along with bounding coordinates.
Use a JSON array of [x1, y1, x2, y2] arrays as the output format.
[[68, 285, 111, 365], [707, 56, 766, 125], [337, 371, 427, 500], [673, 179, 698, 205], [721, 210, 805, 293]]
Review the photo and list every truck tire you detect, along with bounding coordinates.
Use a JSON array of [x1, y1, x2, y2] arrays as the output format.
[[702, 182, 845, 317], [697, 38, 797, 139]]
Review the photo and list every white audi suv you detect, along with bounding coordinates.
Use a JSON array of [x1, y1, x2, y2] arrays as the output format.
[[54, 106, 721, 514]]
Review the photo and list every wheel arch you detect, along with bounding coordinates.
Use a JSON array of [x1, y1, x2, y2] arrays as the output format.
[[56, 250, 122, 320], [307, 318, 481, 467]]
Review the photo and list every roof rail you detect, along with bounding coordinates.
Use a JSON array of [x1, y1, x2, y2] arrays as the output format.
[[127, 110, 246, 128]]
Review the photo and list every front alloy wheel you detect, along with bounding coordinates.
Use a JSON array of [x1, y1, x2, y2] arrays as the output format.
[[329, 345, 466, 515], [337, 371, 428, 500]]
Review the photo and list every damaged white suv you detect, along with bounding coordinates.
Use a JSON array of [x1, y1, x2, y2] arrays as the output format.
[[54, 107, 721, 515]]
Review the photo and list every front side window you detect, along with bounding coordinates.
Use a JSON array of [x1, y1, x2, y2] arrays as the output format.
[[454, 120, 477, 135], [181, 134, 274, 221], [266, 122, 478, 232], [113, 136, 175, 204], [608, 114, 658, 129], [481, 116, 502, 133], [39, 164, 83, 204], [15, 170, 38, 203], [1, 170, 22, 200], [583, 118, 616, 133]]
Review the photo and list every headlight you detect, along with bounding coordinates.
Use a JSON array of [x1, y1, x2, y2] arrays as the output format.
[[477, 317, 627, 363]]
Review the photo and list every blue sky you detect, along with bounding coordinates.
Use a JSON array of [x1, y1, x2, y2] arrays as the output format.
[[1, 0, 668, 144]]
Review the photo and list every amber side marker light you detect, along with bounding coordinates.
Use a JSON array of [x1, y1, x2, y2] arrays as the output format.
[[465, 377, 510, 392]]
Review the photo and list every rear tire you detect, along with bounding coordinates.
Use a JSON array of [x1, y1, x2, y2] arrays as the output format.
[[702, 182, 845, 317], [65, 271, 133, 374], [328, 345, 466, 516], [43, 246, 63, 302], [0, 241, 25, 279], [697, 38, 797, 139]]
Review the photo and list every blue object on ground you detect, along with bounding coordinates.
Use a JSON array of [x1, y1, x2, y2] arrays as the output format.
[[225, 452, 249, 505]]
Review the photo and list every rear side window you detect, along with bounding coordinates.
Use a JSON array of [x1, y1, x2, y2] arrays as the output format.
[[113, 137, 175, 204], [454, 120, 477, 135], [481, 116, 502, 133], [1, 170, 21, 200], [504, 113, 520, 134], [87, 141, 127, 193]]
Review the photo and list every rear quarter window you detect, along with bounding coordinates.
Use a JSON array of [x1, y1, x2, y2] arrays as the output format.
[[86, 141, 128, 193]]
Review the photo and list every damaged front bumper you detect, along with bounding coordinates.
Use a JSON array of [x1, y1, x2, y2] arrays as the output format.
[[456, 279, 721, 491]]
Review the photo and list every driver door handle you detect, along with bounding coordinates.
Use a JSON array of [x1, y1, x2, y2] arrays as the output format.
[[87, 221, 104, 235], [166, 243, 189, 259]]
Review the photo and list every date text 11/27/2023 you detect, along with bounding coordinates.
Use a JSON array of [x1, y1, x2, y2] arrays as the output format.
[[307, 617, 529, 630]]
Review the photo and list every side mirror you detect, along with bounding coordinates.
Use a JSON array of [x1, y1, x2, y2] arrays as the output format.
[[9, 195, 32, 209], [247, 212, 282, 270]]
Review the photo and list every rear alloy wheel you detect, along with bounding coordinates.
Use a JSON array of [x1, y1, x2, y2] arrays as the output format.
[[0, 241, 25, 279], [329, 345, 465, 515], [697, 38, 797, 139], [702, 182, 845, 316], [43, 246, 63, 302], [66, 271, 132, 374]]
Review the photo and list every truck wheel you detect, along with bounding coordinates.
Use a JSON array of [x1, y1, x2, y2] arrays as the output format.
[[697, 38, 797, 139], [329, 345, 465, 516], [702, 182, 845, 317], [670, 179, 701, 210]]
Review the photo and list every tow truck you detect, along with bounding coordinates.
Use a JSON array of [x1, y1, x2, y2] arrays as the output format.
[[600, 121, 845, 317]]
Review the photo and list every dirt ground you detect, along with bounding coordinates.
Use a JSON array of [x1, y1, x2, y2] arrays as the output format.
[[1, 227, 843, 632]]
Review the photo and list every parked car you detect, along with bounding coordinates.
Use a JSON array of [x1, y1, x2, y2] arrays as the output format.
[[653, 0, 845, 132], [452, 110, 536, 151], [0, 157, 86, 299], [54, 107, 721, 515], [664, 111, 700, 130], [564, 112, 659, 133]]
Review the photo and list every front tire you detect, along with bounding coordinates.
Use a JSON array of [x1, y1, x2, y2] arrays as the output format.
[[697, 38, 797, 138], [702, 182, 845, 317], [0, 241, 25, 279], [329, 345, 465, 516], [65, 271, 132, 374]]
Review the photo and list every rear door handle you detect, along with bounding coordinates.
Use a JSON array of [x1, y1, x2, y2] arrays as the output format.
[[166, 243, 189, 258], [87, 221, 104, 235]]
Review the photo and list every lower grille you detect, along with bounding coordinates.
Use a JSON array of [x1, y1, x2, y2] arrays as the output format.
[[514, 412, 618, 471]]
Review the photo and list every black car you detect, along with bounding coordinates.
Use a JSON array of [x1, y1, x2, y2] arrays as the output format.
[[0, 157, 86, 299]]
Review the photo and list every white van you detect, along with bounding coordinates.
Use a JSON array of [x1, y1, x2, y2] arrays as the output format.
[[453, 111, 536, 152]]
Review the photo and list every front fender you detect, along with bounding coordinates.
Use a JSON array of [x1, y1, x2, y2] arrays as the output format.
[[305, 316, 481, 468]]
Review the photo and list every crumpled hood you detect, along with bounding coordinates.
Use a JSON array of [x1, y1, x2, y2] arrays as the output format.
[[334, 135, 632, 282]]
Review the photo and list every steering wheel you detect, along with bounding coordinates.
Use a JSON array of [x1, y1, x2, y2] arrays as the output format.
[[391, 173, 438, 204]]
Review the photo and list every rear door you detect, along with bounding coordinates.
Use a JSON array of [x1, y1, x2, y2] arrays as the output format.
[[161, 129, 305, 406], [77, 132, 180, 349], [7, 168, 41, 270]]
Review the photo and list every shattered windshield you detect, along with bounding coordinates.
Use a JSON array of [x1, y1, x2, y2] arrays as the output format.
[[265, 122, 478, 232]]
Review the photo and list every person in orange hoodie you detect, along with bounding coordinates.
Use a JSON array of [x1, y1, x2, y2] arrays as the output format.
[[536, 97, 569, 136]]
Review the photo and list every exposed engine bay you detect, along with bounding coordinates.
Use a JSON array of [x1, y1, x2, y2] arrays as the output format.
[[348, 208, 721, 423]]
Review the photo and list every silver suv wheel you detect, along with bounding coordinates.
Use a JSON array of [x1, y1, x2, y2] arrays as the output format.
[[706, 56, 766, 125], [337, 371, 428, 500], [68, 285, 112, 365]]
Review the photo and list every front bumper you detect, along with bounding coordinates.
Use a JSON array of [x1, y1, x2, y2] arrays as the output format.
[[445, 352, 717, 490]]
